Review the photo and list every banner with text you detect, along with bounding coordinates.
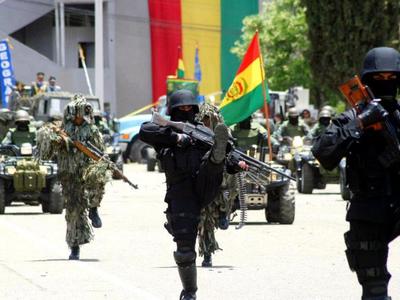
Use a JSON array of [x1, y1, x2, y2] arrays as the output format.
[[0, 40, 15, 108]]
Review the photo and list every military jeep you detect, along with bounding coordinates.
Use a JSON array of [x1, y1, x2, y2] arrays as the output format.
[[0, 143, 63, 214], [29, 92, 101, 121]]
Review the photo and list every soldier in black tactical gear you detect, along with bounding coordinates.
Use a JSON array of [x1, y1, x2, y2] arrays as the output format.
[[312, 47, 400, 300], [139, 90, 230, 300]]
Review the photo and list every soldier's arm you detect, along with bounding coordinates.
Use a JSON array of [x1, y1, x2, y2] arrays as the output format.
[[139, 121, 179, 148], [1, 131, 12, 145], [312, 109, 361, 170]]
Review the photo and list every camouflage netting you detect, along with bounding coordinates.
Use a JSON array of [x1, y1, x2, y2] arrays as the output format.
[[196, 102, 225, 130], [196, 102, 238, 256], [198, 173, 238, 256], [37, 94, 110, 247]]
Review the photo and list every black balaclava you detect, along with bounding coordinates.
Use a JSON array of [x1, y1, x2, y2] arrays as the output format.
[[170, 106, 196, 123], [289, 116, 298, 126], [361, 47, 400, 112], [367, 80, 399, 112], [239, 116, 252, 129], [319, 117, 331, 127]]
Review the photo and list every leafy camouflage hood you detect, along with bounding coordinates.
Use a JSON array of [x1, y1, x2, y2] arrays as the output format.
[[63, 94, 93, 126], [196, 103, 224, 130]]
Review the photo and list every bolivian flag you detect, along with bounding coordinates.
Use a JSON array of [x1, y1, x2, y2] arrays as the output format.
[[176, 46, 185, 79], [220, 32, 266, 126]]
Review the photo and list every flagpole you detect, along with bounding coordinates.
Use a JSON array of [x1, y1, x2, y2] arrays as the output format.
[[256, 32, 273, 161]]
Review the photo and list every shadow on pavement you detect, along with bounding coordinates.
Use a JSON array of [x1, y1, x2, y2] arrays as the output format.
[[29, 258, 100, 262], [4, 212, 44, 216], [230, 221, 280, 226], [155, 265, 235, 269]]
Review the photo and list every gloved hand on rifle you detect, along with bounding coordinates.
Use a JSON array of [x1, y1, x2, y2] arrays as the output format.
[[176, 133, 193, 148], [358, 100, 388, 128]]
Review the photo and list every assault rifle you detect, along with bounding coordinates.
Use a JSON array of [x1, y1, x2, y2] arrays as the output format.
[[151, 112, 295, 183], [339, 75, 400, 168], [55, 128, 138, 189]]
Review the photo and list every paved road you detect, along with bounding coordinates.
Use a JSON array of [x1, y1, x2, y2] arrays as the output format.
[[0, 163, 399, 300]]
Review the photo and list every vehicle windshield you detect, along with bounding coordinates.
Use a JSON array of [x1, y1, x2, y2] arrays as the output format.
[[48, 98, 100, 115]]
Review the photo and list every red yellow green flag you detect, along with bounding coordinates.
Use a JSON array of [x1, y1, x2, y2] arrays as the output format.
[[220, 32, 268, 125], [176, 46, 185, 78]]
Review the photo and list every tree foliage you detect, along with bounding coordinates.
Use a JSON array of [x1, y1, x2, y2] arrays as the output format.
[[231, 0, 310, 92], [303, 0, 400, 107]]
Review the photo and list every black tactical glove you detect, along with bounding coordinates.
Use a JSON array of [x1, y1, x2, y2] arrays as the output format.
[[358, 100, 388, 128], [176, 133, 192, 148]]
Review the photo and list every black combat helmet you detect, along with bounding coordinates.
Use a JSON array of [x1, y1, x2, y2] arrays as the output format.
[[361, 47, 400, 102], [168, 90, 199, 114], [361, 47, 400, 81], [168, 90, 199, 123]]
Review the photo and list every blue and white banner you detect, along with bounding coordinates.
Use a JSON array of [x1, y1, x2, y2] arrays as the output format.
[[0, 40, 15, 108]]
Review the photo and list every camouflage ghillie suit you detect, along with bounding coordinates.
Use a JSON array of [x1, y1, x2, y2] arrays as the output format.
[[196, 103, 238, 257], [37, 95, 109, 249]]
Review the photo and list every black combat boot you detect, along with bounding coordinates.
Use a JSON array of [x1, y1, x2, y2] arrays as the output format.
[[362, 297, 391, 300], [179, 289, 196, 300], [201, 253, 212, 267], [174, 251, 197, 300], [210, 123, 229, 164], [89, 207, 102, 228], [177, 263, 197, 300], [69, 246, 80, 260], [361, 280, 390, 300], [218, 212, 230, 230]]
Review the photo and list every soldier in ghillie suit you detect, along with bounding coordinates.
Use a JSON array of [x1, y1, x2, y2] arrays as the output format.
[[196, 103, 240, 267], [37, 94, 109, 260]]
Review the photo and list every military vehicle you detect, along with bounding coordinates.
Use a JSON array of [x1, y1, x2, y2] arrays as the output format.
[[234, 147, 296, 225], [276, 136, 339, 194], [30, 92, 101, 121], [0, 143, 63, 214]]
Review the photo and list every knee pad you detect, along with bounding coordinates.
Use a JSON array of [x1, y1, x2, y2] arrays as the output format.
[[344, 231, 391, 284], [174, 250, 196, 267]]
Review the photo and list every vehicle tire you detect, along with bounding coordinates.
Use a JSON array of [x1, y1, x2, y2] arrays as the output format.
[[157, 160, 164, 173], [340, 168, 351, 201], [266, 182, 295, 224], [147, 158, 156, 172], [129, 139, 151, 163], [277, 181, 296, 224], [112, 155, 124, 180], [265, 198, 280, 223], [296, 175, 302, 193], [0, 180, 5, 214], [300, 163, 314, 194], [47, 183, 64, 214]]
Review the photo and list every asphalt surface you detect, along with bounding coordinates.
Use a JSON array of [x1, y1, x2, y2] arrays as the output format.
[[0, 163, 399, 300]]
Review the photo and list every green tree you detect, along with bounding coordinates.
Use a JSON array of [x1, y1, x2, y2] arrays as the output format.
[[231, 0, 310, 93], [303, 0, 400, 107]]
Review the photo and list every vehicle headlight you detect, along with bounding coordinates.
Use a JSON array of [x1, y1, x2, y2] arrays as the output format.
[[5, 166, 16, 175], [106, 146, 114, 154], [284, 153, 292, 161], [20, 143, 33, 156], [292, 136, 304, 149]]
